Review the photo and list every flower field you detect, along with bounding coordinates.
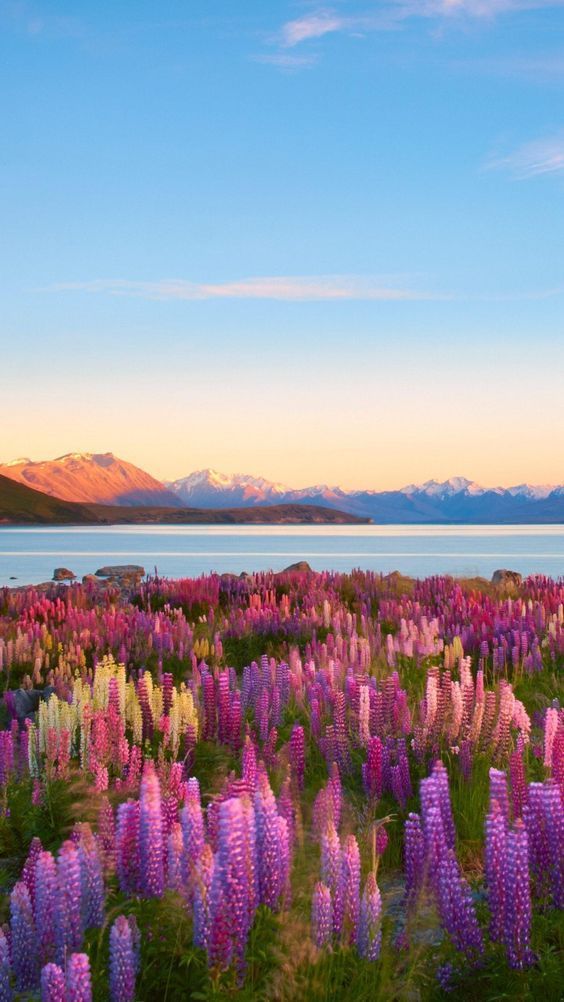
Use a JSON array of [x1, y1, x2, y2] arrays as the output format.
[[0, 569, 562, 1001]]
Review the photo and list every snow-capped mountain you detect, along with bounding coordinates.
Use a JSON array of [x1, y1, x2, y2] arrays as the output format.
[[166, 469, 564, 523], [0, 453, 181, 507]]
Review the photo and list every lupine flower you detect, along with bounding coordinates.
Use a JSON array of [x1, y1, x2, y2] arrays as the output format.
[[208, 797, 256, 973], [404, 812, 425, 901], [10, 881, 37, 991], [357, 872, 382, 961], [311, 882, 333, 948], [504, 820, 535, 970], [109, 916, 136, 1002], [167, 822, 184, 891], [116, 801, 140, 895], [139, 761, 164, 897], [21, 836, 43, 908], [435, 850, 484, 964], [255, 778, 282, 909], [35, 850, 58, 966], [77, 824, 105, 929], [40, 963, 66, 1002], [66, 953, 92, 1002], [56, 840, 83, 965], [0, 928, 12, 1002], [193, 844, 215, 950], [290, 724, 305, 789], [542, 780, 564, 908], [341, 834, 360, 942], [320, 821, 343, 937], [485, 799, 507, 941]]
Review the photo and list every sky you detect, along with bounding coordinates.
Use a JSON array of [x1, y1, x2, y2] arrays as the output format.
[[1, 0, 563, 490]]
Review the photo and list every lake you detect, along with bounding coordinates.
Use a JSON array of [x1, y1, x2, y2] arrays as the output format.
[[0, 524, 563, 586]]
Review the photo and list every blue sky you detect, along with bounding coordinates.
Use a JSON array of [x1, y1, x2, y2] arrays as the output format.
[[1, 1, 563, 488]]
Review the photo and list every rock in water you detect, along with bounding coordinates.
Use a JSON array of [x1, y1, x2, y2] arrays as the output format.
[[95, 565, 145, 578], [53, 567, 76, 581], [491, 568, 522, 588]]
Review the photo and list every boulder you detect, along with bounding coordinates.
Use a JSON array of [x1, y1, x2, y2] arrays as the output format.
[[53, 567, 76, 581], [95, 564, 145, 578], [492, 568, 522, 588], [277, 561, 313, 574]]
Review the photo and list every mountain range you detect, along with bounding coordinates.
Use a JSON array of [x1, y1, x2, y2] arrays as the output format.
[[1, 454, 563, 523]]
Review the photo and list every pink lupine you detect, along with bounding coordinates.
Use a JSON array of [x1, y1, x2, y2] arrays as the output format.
[[341, 834, 361, 942]]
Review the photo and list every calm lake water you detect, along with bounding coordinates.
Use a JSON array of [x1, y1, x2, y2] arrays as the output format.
[[0, 524, 563, 586]]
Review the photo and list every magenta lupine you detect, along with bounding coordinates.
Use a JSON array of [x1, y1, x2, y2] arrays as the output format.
[[77, 825, 105, 929], [10, 880, 37, 991], [311, 882, 333, 948], [116, 800, 140, 895], [509, 744, 528, 819], [56, 840, 83, 965], [278, 816, 291, 906], [277, 776, 296, 850], [290, 724, 305, 789], [139, 761, 164, 897], [66, 953, 92, 1002], [362, 736, 383, 799], [193, 844, 215, 950], [97, 797, 116, 875], [109, 916, 136, 1002], [504, 820, 535, 970], [40, 963, 65, 1002], [357, 872, 382, 961], [485, 799, 507, 941], [241, 736, 257, 792], [341, 834, 361, 943], [0, 928, 12, 1002], [375, 824, 389, 857]]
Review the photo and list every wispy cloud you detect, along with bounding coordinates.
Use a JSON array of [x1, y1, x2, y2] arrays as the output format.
[[274, 0, 564, 52], [487, 135, 564, 178], [46, 275, 445, 303], [252, 52, 318, 70]]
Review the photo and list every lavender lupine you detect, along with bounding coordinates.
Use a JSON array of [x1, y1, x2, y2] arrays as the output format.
[[181, 791, 205, 900], [40, 963, 65, 1002], [357, 872, 382, 961], [404, 812, 426, 901], [504, 820, 535, 970], [435, 850, 484, 964], [289, 724, 305, 789], [10, 881, 37, 991], [109, 916, 136, 1002], [485, 800, 507, 942], [167, 822, 184, 891], [208, 797, 256, 973], [311, 882, 333, 948], [193, 844, 215, 950], [255, 777, 282, 909], [341, 834, 361, 943], [77, 825, 105, 929], [320, 821, 343, 937], [21, 836, 43, 908], [542, 781, 564, 908], [56, 840, 83, 965], [66, 953, 92, 1002], [0, 929, 12, 1002], [35, 850, 58, 966], [139, 761, 164, 897]]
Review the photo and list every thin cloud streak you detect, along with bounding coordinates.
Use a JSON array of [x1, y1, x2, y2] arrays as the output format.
[[487, 136, 564, 178], [47, 275, 448, 303]]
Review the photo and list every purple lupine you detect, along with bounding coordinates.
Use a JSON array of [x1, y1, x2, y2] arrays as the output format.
[[181, 794, 205, 900], [357, 872, 382, 961], [485, 799, 507, 942], [254, 777, 282, 909], [404, 812, 426, 901], [97, 797, 116, 875], [509, 744, 528, 819], [341, 834, 361, 943], [77, 824, 105, 929], [289, 724, 305, 789], [277, 776, 296, 851], [55, 840, 83, 965], [193, 844, 214, 950], [435, 850, 484, 964], [66, 953, 92, 1002], [208, 797, 255, 973], [139, 760, 164, 897], [21, 836, 43, 909], [542, 780, 564, 908], [311, 882, 333, 948], [35, 850, 58, 966], [127, 915, 141, 977], [40, 963, 65, 1002], [489, 768, 510, 823], [109, 915, 136, 1002], [241, 737, 257, 792], [0, 928, 12, 1002], [504, 820, 535, 970], [10, 881, 37, 991], [116, 800, 140, 895], [432, 761, 456, 849]]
